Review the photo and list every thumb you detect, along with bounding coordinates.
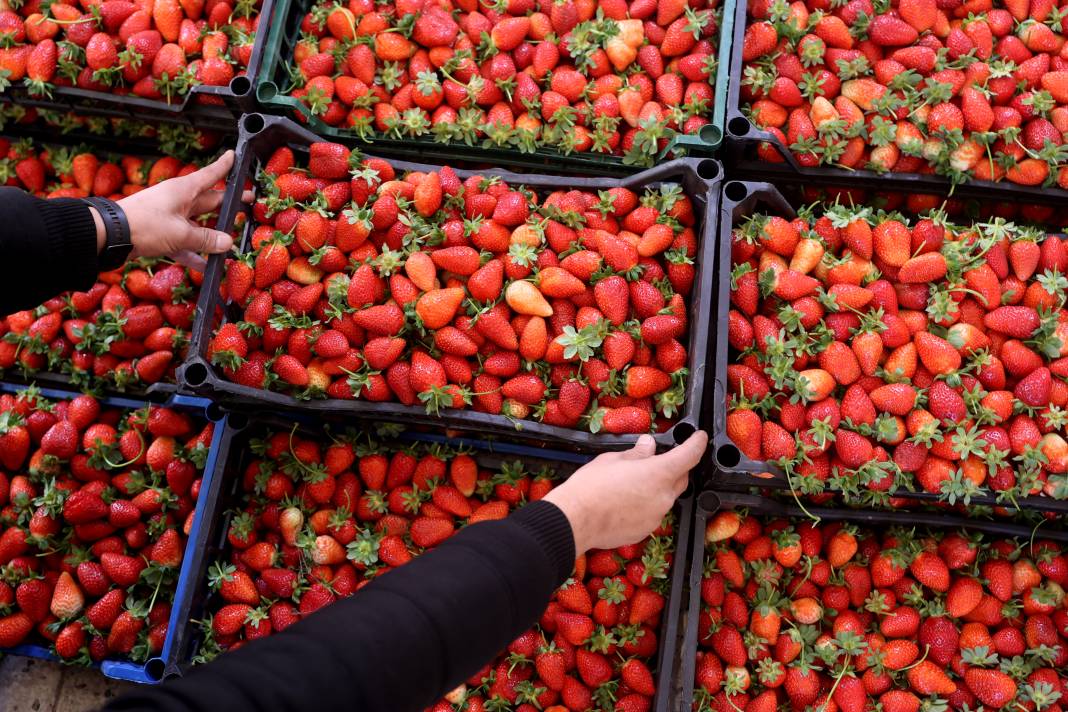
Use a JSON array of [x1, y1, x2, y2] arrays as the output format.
[[182, 150, 235, 194], [620, 434, 657, 460], [652, 430, 709, 474], [183, 224, 234, 255]]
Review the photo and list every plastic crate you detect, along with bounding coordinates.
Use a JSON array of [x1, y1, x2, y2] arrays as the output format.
[[0, 383, 228, 684], [0, 128, 238, 399], [179, 113, 721, 453], [164, 413, 694, 712], [707, 179, 1068, 518], [0, 0, 276, 132], [720, 0, 1068, 203], [250, 0, 733, 175], [678, 488, 1068, 712]]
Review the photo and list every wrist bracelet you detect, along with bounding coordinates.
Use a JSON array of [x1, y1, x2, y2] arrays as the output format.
[[84, 197, 133, 272]]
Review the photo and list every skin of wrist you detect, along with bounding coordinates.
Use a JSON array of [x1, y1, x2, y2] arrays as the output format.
[[88, 205, 106, 254], [543, 488, 590, 558]]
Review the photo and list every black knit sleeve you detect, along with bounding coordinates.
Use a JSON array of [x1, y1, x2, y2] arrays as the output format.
[[102, 500, 576, 712], [0, 188, 98, 314]]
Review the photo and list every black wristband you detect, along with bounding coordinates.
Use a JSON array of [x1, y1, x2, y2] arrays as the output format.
[[83, 197, 133, 272]]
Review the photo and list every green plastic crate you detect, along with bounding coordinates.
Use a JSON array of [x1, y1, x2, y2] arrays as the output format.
[[253, 0, 734, 174]]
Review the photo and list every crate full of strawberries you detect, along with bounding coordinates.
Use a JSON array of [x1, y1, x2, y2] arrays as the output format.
[[180, 114, 719, 451], [164, 416, 691, 709], [682, 490, 1068, 712], [725, 0, 1068, 196], [0, 0, 274, 128], [252, 0, 731, 173], [0, 383, 227, 683], [711, 179, 1068, 517], [0, 135, 232, 397]]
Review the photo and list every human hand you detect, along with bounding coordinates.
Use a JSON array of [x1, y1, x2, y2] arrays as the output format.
[[114, 150, 238, 272], [542, 431, 708, 556]]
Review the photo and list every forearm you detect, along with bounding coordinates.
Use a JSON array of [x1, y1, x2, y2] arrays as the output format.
[[0, 188, 101, 314], [103, 501, 575, 712]]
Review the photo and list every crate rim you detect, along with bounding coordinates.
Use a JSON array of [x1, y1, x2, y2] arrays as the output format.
[[0, 384, 227, 683], [720, 0, 1068, 204], [247, 0, 731, 174], [707, 178, 1068, 518], [678, 484, 1068, 712], [164, 413, 697, 712], [178, 113, 722, 454]]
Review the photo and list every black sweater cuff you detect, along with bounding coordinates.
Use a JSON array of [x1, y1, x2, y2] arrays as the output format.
[[512, 500, 576, 585], [38, 197, 99, 291]]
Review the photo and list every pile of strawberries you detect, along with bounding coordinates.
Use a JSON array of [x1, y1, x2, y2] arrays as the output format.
[[284, 0, 720, 165], [0, 137, 217, 390], [694, 510, 1068, 712], [198, 426, 675, 711], [0, 386, 214, 664], [0, 0, 263, 103], [1, 258, 201, 390], [741, 0, 1068, 188], [210, 142, 700, 435], [725, 196, 1068, 508]]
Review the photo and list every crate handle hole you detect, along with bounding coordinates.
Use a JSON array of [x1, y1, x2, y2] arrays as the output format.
[[724, 182, 749, 202], [715, 443, 741, 468], [145, 658, 166, 681], [672, 422, 696, 444], [184, 362, 208, 387], [206, 403, 226, 422], [728, 117, 752, 137], [257, 82, 278, 102], [700, 491, 722, 512], [697, 160, 719, 180], [230, 76, 252, 97], [699, 124, 721, 144], [229, 413, 250, 431], [242, 114, 266, 135]]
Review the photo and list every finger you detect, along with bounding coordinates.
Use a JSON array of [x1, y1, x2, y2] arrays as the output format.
[[652, 430, 709, 474], [182, 150, 236, 195], [182, 223, 234, 255], [620, 434, 656, 460], [242, 189, 255, 203], [173, 249, 208, 272], [190, 188, 226, 216]]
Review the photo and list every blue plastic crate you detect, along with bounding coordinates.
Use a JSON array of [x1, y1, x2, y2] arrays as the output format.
[[0, 383, 227, 684]]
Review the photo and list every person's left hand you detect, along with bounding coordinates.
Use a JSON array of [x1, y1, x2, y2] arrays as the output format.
[[115, 150, 238, 271]]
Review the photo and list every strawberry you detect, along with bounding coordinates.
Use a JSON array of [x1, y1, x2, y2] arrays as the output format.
[[963, 668, 1017, 708], [0, 612, 33, 647], [308, 143, 351, 179]]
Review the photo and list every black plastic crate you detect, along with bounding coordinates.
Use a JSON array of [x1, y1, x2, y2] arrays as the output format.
[[0, 128, 237, 399], [707, 179, 1068, 518], [0, 0, 277, 132], [678, 488, 1068, 712], [179, 113, 721, 453], [165, 413, 694, 712], [720, 0, 1068, 204]]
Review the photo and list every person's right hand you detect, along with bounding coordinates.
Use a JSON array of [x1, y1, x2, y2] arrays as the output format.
[[542, 431, 708, 556]]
